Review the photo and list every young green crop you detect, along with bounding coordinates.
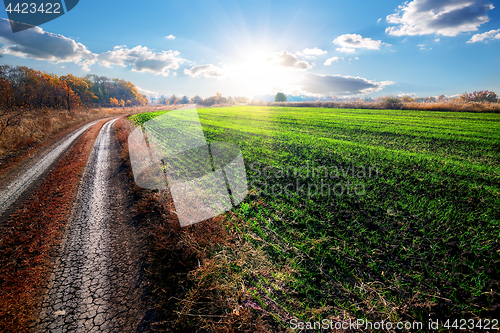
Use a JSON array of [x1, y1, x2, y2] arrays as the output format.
[[130, 106, 500, 329]]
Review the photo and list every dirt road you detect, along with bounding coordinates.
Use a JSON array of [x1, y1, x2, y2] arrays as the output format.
[[0, 121, 98, 219], [32, 118, 148, 332]]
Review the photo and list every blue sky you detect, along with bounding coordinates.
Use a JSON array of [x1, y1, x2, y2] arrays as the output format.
[[1, 0, 499, 99]]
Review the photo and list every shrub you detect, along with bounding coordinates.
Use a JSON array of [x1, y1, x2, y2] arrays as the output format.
[[381, 96, 403, 109], [460, 90, 498, 103]]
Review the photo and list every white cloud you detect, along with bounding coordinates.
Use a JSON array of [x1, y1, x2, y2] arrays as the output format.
[[386, 0, 495, 37], [301, 47, 327, 56], [165, 35, 176, 40], [336, 47, 356, 53], [467, 29, 500, 43], [183, 64, 229, 79], [268, 51, 312, 70], [377, 18, 382, 23], [136, 86, 158, 96], [417, 43, 427, 49], [98, 45, 185, 76], [434, 38, 440, 42], [354, 57, 359, 60], [0, 18, 191, 76], [0, 18, 189, 76], [333, 34, 389, 53], [397, 92, 418, 97], [324, 56, 342, 65], [298, 73, 395, 96], [0, 18, 96, 71]]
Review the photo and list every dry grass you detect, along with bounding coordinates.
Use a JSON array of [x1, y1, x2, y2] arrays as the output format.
[[401, 100, 500, 112], [0, 105, 170, 161], [262, 100, 500, 112], [0, 119, 106, 333], [137, 191, 288, 332]]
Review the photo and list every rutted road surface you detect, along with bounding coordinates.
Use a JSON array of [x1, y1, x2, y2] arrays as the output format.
[[0, 121, 98, 218], [35, 118, 147, 332]]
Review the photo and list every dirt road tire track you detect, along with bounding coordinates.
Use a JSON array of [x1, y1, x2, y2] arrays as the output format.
[[0, 120, 100, 225], [35, 118, 148, 332]]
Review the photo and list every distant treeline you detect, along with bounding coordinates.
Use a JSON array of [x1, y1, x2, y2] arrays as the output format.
[[0, 65, 148, 112], [257, 91, 500, 104], [152, 93, 248, 106], [258, 91, 500, 112]]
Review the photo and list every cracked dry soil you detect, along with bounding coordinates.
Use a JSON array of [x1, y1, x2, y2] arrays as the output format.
[[34, 119, 149, 332]]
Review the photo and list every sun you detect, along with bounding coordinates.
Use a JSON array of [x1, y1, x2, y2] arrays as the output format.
[[233, 49, 298, 97]]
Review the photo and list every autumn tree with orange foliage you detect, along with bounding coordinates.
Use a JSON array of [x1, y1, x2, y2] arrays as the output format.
[[0, 65, 96, 111], [61, 74, 97, 111], [84, 75, 148, 106], [0, 65, 149, 134], [109, 97, 119, 107]]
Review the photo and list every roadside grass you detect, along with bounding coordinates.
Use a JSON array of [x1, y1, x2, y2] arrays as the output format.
[[0, 105, 170, 164], [0, 120, 106, 332], [130, 106, 500, 331]]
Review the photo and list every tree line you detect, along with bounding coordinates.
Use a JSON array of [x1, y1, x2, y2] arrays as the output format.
[[0, 65, 148, 112], [267, 90, 500, 112], [273, 90, 499, 104], [152, 92, 248, 106]]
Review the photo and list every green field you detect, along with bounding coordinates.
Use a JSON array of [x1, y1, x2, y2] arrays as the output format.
[[130, 106, 500, 328]]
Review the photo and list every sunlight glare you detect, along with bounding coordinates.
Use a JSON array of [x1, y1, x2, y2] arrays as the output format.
[[234, 49, 297, 97]]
